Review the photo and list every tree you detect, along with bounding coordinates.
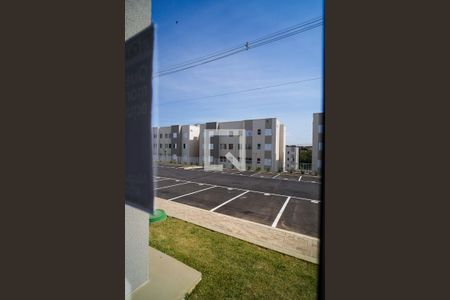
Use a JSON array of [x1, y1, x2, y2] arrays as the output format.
[[299, 147, 312, 163]]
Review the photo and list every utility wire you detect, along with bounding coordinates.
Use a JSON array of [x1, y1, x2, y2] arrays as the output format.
[[158, 16, 322, 71], [154, 17, 323, 78], [155, 18, 322, 77], [158, 76, 322, 106]]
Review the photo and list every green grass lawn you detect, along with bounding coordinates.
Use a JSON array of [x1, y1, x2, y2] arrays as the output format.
[[149, 217, 318, 300]]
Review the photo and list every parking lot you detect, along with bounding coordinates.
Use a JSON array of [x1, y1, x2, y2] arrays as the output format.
[[154, 165, 321, 238]]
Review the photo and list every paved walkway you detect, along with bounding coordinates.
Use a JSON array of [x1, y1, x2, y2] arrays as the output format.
[[155, 197, 319, 264], [126, 247, 201, 300]]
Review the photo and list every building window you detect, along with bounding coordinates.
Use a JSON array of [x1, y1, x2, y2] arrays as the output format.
[[169, 144, 172, 148], [160, 144, 162, 148], [238, 144, 241, 150], [246, 144, 252, 150], [287, 151, 290, 154], [246, 157, 252, 163], [209, 143, 214, 150], [318, 142, 323, 151], [317, 159, 322, 169], [165, 144, 168, 148], [220, 156, 226, 162], [246, 130, 252, 136], [183, 133, 188, 139], [160, 134, 162, 138], [224, 144, 227, 150], [257, 158, 261, 164], [174, 144, 177, 149], [257, 129, 261, 135], [265, 129, 272, 136], [257, 144, 261, 150], [265, 144, 272, 151], [318, 124, 323, 133], [165, 133, 169, 138], [264, 159, 272, 166], [173, 133, 177, 138], [183, 143, 186, 149], [229, 144, 234, 150], [229, 131, 233, 137], [153, 134, 157, 138]]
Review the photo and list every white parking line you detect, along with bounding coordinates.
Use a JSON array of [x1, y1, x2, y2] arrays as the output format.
[[167, 185, 216, 201], [298, 175, 302, 182], [210, 190, 250, 212], [155, 178, 171, 183], [154, 176, 320, 203], [272, 173, 281, 179], [271, 197, 291, 228], [250, 172, 260, 177], [155, 181, 189, 190]]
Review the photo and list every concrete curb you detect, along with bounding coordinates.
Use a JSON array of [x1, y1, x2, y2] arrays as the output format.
[[155, 197, 319, 264]]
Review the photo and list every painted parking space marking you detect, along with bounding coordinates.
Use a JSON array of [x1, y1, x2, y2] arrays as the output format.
[[155, 175, 320, 203], [214, 192, 287, 226], [155, 178, 171, 183], [168, 186, 216, 201], [210, 190, 249, 212], [276, 198, 320, 237], [155, 181, 189, 190], [271, 197, 291, 228], [155, 165, 318, 184]]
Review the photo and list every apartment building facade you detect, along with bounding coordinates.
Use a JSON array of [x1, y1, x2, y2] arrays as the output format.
[[199, 118, 286, 172], [152, 124, 200, 164], [312, 112, 323, 175], [180, 124, 200, 164], [285, 145, 300, 171]]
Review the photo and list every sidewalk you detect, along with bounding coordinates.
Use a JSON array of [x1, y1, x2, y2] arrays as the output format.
[[155, 197, 319, 264], [126, 247, 202, 300]]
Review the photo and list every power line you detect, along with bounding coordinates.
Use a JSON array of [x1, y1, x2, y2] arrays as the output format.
[[154, 17, 323, 78], [158, 76, 322, 106], [157, 16, 322, 72], [154, 18, 322, 77]]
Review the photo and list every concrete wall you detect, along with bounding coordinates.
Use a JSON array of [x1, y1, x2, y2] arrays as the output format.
[[279, 124, 286, 172], [181, 124, 200, 164], [312, 113, 323, 175], [286, 145, 299, 171], [125, 0, 151, 296]]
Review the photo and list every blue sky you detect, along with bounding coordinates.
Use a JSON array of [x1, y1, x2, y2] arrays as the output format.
[[152, 0, 323, 145]]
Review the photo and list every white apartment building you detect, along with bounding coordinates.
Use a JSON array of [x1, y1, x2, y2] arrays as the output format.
[[152, 124, 200, 164], [180, 124, 200, 164], [285, 145, 300, 171], [199, 118, 286, 172], [312, 112, 323, 175]]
